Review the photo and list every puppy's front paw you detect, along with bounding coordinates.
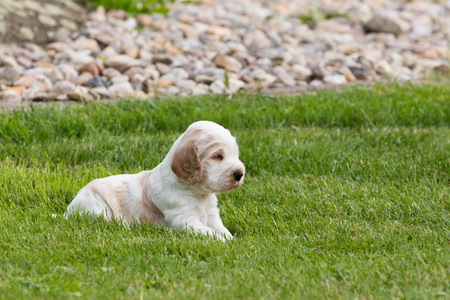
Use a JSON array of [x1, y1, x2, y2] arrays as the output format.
[[208, 231, 231, 242], [212, 231, 232, 242], [222, 231, 233, 240], [214, 226, 233, 241]]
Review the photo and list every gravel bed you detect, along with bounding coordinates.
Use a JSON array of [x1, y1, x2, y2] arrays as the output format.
[[0, 0, 449, 104]]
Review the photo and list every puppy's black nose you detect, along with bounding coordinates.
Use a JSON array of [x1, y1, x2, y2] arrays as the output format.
[[234, 172, 243, 182]]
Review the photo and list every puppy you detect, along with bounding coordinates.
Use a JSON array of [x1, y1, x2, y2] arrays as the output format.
[[66, 121, 245, 241]]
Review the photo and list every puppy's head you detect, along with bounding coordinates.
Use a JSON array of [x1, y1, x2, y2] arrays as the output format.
[[171, 121, 245, 193]]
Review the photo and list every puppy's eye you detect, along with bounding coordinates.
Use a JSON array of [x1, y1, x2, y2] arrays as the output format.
[[212, 154, 224, 161]]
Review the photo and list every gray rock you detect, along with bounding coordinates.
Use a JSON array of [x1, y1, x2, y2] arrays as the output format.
[[375, 60, 393, 75], [323, 74, 347, 85], [161, 68, 189, 84], [290, 65, 312, 81], [156, 63, 172, 75], [0, 67, 21, 85], [67, 49, 95, 65], [16, 56, 33, 68], [312, 65, 331, 79], [73, 38, 100, 51], [47, 42, 68, 52], [392, 66, 412, 82], [84, 76, 109, 88], [31, 74, 52, 93], [108, 82, 135, 98], [111, 75, 130, 84], [161, 86, 181, 96], [139, 49, 153, 62], [89, 87, 111, 99], [51, 80, 76, 95], [51, 65, 78, 82], [233, 52, 256, 67], [274, 66, 295, 86], [213, 54, 243, 73], [244, 30, 272, 52], [315, 19, 353, 34], [371, 33, 396, 46], [1, 55, 19, 67], [66, 92, 92, 101], [54, 27, 72, 42], [75, 72, 94, 85], [227, 79, 245, 94], [254, 57, 272, 67], [210, 80, 226, 94], [141, 67, 159, 81], [176, 79, 197, 93], [64, 85, 92, 101], [22, 87, 44, 101], [102, 68, 122, 80], [131, 73, 146, 90], [309, 80, 324, 87], [276, 72, 295, 86], [100, 46, 117, 59], [364, 13, 407, 35], [252, 69, 277, 87], [192, 84, 209, 96], [125, 45, 140, 59], [195, 75, 215, 85], [257, 48, 284, 61], [350, 67, 369, 80], [410, 20, 433, 39], [31, 92, 58, 101], [123, 64, 139, 80], [105, 55, 140, 72], [172, 54, 190, 67], [151, 55, 173, 65]]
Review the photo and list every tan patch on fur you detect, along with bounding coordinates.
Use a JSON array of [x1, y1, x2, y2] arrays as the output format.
[[115, 172, 164, 226], [89, 185, 115, 220], [171, 129, 204, 185], [137, 171, 164, 227], [116, 183, 134, 223]]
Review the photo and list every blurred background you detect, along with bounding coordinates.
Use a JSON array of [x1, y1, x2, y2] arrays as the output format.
[[0, 0, 448, 103]]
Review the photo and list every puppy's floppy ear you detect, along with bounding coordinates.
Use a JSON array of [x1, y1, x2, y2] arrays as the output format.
[[171, 131, 203, 185]]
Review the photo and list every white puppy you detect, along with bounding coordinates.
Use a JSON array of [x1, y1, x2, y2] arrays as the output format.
[[66, 121, 245, 241]]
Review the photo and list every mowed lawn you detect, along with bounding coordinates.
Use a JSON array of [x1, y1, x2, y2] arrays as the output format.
[[0, 84, 449, 299]]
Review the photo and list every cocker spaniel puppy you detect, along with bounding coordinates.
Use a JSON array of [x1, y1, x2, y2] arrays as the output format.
[[66, 121, 245, 241]]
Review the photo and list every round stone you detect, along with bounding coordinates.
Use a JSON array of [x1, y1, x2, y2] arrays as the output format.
[[84, 76, 109, 88], [108, 82, 135, 99], [79, 62, 100, 76], [323, 74, 347, 85]]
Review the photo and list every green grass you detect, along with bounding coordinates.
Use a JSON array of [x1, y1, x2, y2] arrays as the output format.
[[77, 0, 173, 16], [0, 83, 449, 299]]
